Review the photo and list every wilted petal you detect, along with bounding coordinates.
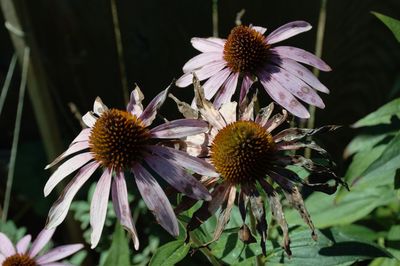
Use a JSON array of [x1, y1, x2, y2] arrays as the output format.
[[240, 92, 257, 121], [139, 85, 170, 127], [168, 93, 198, 119], [70, 128, 91, 147], [219, 102, 237, 125], [90, 168, 112, 248], [29, 228, 56, 258], [82, 112, 97, 128], [239, 75, 255, 103], [147, 146, 218, 177], [273, 125, 340, 143], [182, 52, 223, 73], [36, 244, 83, 264], [93, 97, 108, 116], [267, 21, 312, 44], [44, 152, 94, 197], [248, 189, 268, 256], [191, 37, 224, 53], [255, 103, 274, 127], [275, 140, 327, 155], [149, 119, 208, 139], [144, 155, 211, 200], [212, 186, 237, 242], [271, 46, 331, 71], [0, 232, 16, 256], [46, 162, 100, 229], [45, 141, 89, 170], [16, 234, 31, 254], [203, 68, 231, 100], [264, 110, 288, 133], [112, 172, 139, 250], [132, 164, 179, 236], [213, 72, 239, 108], [127, 86, 144, 117]]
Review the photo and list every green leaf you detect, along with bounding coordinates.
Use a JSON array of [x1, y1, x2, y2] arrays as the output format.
[[103, 223, 131, 266], [266, 227, 390, 265], [372, 12, 400, 42], [149, 239, 190, 266], [343, 133, 393, 158], [353, 98, 400, 127]]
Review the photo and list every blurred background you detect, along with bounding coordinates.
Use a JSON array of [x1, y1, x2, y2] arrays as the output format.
[[0, 0, 399, 264]]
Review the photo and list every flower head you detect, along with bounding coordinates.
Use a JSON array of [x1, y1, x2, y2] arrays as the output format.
[[44, 85, 218, 249], [173, 81, 346, 256], [0, 228, 82, 266], [176, 21, 331, 118]]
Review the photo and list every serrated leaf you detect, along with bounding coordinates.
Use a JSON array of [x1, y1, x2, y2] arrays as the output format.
[[353, 98, 400, 127], [103, 223, 131, 266], [149, 239, 190, 266], [372, 12, 400, 42]]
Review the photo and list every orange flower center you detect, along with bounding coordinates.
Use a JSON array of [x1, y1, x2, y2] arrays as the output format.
[[89, 109, 150, 171], [223, 25, 270, 73], [210, 121, 275, 184], [3, 254, 37, 266]]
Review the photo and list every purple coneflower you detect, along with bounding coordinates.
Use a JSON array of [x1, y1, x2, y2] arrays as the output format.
[[176, 21, 331, 118], [173, 80, 346, 256], [0, 228, 82, 266], [44, 85, 218, 249]]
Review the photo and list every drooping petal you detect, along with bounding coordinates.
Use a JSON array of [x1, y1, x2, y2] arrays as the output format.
[[203, 67, 231, 100], [127, 86, 144, 117], [147, 145, 218, 177], [219, 102, 237, 125], [16, 234, 31, 254], [168, 93, 198, 119], [112, 172, 139, 250], [184, 133, 210, 157], [255, 103, 274, 127], [264, 110, 288, 133], [273, 125, 340, 143], [259, 72, 309, 118], [247, 188, 268, 256], [90, 168, 112, 248], [271, 46, 331, 71], [36, 244, 83, 264], [267, 21, 312, 44], [272, 57, 329, 93], [275, 140, 328, 155], [213, 72, 239, 108], [45, 141, 89, 170], [46, 161, 100, 229], [69, 128, 91, 147], [212, 186, 237, 242], [240, 91, 257, 121], [29, 228, 56, 258], [82, 112, 97, 128], [149, 119, 208, 139], [182, 52, 223, 73], [0, 232, 16, 256], [132, 163, 179, 236], [44, 152, 94, 197], [144, 155, 211, 201], [139, 85, 170, 127], [239, 75, 255, 103], [191, 37, 224, 53], [93, 97, 108, 116]]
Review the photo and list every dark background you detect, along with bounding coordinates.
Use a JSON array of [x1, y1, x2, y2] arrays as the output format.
[[0, 0, 399, 254]]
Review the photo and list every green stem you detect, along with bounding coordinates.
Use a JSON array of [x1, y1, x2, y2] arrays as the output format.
[[2, 47, 29, 222], [212, 0, 218, 37], [249, 210, 263, 266], [0, 54, 17, 117], [304, 0, 328, 159], [190, 232, 222, 266]]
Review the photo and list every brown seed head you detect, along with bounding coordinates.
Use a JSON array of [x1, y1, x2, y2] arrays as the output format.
[[3, 254, 37, 266]]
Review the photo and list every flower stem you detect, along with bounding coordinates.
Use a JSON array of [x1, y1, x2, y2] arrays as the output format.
[[304, 0, 328, 159], [0, 54, 17, 117], [212, 0, 218, 37], [2, 48, 29, 223]]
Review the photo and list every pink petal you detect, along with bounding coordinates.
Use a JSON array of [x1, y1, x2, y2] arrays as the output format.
[[45, 141, 89, 170], [82, 112, 97, 128], [219, 102, 237, 125], [0, 232, 16, 256], [36, 244, 83, 264], [127, 86, 144, 117], [203, 68, 231, 100], [144, 155, 211, 201], [194, 60, 227, 80], [0, 254, 5, 265], [207, 37, 226, 46], [266, 65, 325, 108], [252, 26, 267, 35], [239, 75, 254, 103], [69, 129, 91, 147], [112, 172, 139, 250], [267, 21, 312, 44], [259, 71, 310, 118], [191, 37, 224, 53], [92, 97, 108, 116], [139, 85, 169, 127], [175, 72, 194, 88], [90, 168, 112, 248], [41, 263, 72, 266], [213, 72, 239, 108], [44, 152, 94, 197], [147, 145, 218, 177], [46, 162, 100, 229], [182, 52, 223, 73], [29, 228, 55, 258], [273, 57, 329, 93], [16, 234, 31, 254], [132, 164, 179, 236], [149, 119, 208, 138], [271, 46, 331, 71]]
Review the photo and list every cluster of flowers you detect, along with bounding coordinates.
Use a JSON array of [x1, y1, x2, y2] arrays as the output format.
[[1, 21, 347, 265]]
